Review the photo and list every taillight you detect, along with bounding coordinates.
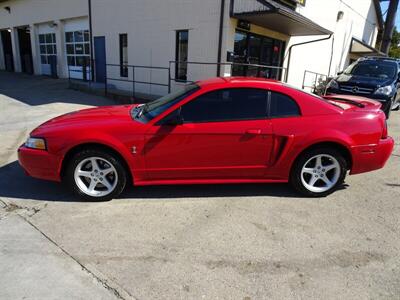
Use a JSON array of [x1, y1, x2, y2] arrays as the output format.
[[382, 119, 388, 139]]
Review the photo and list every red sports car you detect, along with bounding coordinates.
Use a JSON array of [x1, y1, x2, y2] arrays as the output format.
[[18, 77, 394, 201]]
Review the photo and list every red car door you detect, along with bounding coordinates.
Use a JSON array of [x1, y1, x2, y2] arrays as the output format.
[[143, 88, 274, 181]]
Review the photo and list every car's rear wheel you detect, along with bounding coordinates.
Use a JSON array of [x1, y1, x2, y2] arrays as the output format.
[[384, 99, 392, 119], [290, 147, 347, 197], [65, 148, 127, 201]]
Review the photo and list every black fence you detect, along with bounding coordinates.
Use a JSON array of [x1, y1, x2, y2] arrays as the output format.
[[169, 61, 287, 84], [68, 61, 288, 102]]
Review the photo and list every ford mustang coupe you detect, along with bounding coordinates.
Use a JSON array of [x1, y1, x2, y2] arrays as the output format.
[[18, 77, 394, 201]]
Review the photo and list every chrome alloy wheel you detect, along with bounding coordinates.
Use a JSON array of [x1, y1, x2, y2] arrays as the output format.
[[300, 154, 341, 193], [74, 157, 118, 197]]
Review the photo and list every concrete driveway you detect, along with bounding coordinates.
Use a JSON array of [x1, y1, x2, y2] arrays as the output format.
[[0, 71, 399, 300]]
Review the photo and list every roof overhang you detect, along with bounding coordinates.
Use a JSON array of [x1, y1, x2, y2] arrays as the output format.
[[350, 37, 386, 56], [231, 0, 332, 36]]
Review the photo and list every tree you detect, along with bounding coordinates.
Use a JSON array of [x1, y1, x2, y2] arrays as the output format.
[[389, 27, 400, 58]]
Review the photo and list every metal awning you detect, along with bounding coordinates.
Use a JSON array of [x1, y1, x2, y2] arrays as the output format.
[[349, 38, 385, 56], [231, 0, 332, 36]]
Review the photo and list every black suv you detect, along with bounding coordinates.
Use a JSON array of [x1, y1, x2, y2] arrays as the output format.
[[326, 57, 400, 118]]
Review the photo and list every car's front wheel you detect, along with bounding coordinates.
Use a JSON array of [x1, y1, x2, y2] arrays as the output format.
[[65, 148, 127, 201], [290, 147, 347, 197]]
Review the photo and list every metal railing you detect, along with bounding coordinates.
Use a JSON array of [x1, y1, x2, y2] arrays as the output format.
[[68, 61, 288, 102], [302, 70, 328, 96], [105, 64, 171, 99], [169, 61, 287, 84]]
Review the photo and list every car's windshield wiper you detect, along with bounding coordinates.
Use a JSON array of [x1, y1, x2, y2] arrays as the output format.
[[324, 97, 365, 108]]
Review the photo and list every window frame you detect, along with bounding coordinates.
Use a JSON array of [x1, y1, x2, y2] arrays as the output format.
[[177, 87, 269, 124], [175, 30, 189, 82], [38, 33, 56, 65], [119, 33, 128, 77], [267, 91, 302, 119], [65, 29, 90, 67]]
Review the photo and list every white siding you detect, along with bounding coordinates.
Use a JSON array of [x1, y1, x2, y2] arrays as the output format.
[[287, 0, 380, 88]]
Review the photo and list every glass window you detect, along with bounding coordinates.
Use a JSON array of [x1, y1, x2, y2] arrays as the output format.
[[46, 45, 53, 54], [270, 92, 300, 118], [176, 30, 188, 81], [67, 56, 75, 66], [84, 30, 90, 42], [65, 30, 90, 68], [133, 84, 200, 123], [75, 43, 84, 54], [66, 32, 73, 43], [119, 33, 128, 77], [181, 88, 268, 123], [344, 60, 397, 79], [66, 44, 74, 55], [74, 31, 83, 42], [38, 33, 56, 65]]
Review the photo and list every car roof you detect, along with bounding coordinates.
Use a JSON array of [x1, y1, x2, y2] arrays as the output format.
[[196, 77, 283, 88]]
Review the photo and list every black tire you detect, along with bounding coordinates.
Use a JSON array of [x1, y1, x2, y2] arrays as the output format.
[[290, 147, 347, 197], [384, 100, 392, 119], [393, 100, 400, 111], [64, 147, 127, 201]]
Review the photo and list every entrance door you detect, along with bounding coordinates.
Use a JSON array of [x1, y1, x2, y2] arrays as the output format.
[[38, 33, 57, 76], [1, 30, 14, 71], [94, 36, 106, 83], [17, 27, 33, 74], [232, 30, 285, 80], [65, 29, 91, 80]]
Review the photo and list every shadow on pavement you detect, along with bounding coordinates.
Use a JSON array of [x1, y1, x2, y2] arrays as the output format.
[[0, 71, 113, 107], [0, 160, 300, 202]]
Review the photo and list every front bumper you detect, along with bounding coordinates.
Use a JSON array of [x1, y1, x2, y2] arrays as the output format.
[[18, 145, 61, 182], [350, 137, 395, 175]]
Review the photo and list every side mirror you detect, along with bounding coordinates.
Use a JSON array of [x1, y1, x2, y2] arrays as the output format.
[[157, 108, 183, 126]]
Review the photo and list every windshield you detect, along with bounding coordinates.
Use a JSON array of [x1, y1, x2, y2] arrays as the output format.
[[132, 83, 200, 123], [343, 60, 397, 79]]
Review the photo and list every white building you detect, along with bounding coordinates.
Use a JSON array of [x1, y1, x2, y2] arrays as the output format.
[[0, 0, 383, 97]]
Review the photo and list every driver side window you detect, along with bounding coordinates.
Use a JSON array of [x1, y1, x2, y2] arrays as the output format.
[[180, 88, 268, 123]]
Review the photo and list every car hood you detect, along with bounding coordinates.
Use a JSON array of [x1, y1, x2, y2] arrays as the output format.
[[31, 104, 137, 136], [336, 73, 393, 87]]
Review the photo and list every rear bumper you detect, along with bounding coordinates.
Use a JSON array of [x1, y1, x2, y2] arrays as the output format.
[[18, 145, 61, 182], [350, 137, 394, 175]]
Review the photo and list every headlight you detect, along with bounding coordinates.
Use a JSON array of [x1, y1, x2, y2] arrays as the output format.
[[374, 85, 393, 96], [25, 137, 46, 150], [327, 80, 339, 89]]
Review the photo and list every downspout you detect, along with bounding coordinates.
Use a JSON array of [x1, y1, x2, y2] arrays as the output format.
[[217, 0, 225, 77], [88, 0, 94, 81], [285, 34, 332, 83]]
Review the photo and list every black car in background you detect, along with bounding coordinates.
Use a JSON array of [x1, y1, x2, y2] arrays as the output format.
[[326, 57, 400, 118]]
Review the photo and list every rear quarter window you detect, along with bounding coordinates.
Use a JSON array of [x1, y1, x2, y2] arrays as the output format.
[[270, 92, 301, 118]]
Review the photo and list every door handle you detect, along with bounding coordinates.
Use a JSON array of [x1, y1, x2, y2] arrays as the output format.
[[245, 129, 262, 135]]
